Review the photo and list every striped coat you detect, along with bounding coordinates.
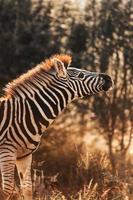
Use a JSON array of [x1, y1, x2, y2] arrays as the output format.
[[0, 54, 113, 200]]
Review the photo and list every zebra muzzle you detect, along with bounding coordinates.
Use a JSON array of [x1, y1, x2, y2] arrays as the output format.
[[100, 74, 113, 91]]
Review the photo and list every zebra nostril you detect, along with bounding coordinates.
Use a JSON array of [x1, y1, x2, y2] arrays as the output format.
[[99, 77, 104, 84], [98, 76, 104, 84]]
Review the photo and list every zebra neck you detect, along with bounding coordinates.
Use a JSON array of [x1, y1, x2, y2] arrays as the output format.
[[18, 73, 75, 132]]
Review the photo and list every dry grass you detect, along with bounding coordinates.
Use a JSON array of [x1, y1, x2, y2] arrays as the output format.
[[1, 142, 132, 200], [23, 147, 132, 200]]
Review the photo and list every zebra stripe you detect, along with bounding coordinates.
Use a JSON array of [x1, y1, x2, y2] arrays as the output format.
[[0, 54, 112, 199]]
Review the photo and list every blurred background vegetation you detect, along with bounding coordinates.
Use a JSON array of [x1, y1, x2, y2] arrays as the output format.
[[0, 0, 133, 199]]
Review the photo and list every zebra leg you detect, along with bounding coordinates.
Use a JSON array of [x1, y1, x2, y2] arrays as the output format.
[[16, 154, 32, 200], [0, 149, 16, 200]]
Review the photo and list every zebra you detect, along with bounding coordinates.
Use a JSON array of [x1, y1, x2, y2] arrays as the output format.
[[0, 54, 113, 200]]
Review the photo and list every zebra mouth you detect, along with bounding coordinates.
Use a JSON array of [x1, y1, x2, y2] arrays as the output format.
[[99, 74, 113, 92], [102, 82, 113, 91]]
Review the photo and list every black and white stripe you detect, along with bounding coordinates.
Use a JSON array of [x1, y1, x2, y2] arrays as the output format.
[[0, 57, 112, 200]]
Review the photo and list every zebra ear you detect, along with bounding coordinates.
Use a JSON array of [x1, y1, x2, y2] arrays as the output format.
[[53, 58, 67, 78]]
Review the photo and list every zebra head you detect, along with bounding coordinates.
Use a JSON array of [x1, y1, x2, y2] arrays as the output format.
[[53, 56, 113, 98]]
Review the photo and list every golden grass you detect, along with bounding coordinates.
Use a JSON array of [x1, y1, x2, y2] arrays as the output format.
[[16, 147, 132, 200]]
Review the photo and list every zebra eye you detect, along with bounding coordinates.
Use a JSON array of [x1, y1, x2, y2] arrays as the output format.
[[78, 72, 84, 79]]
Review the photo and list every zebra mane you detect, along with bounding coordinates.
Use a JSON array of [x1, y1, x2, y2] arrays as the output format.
[[3, 54, 72, 97]]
